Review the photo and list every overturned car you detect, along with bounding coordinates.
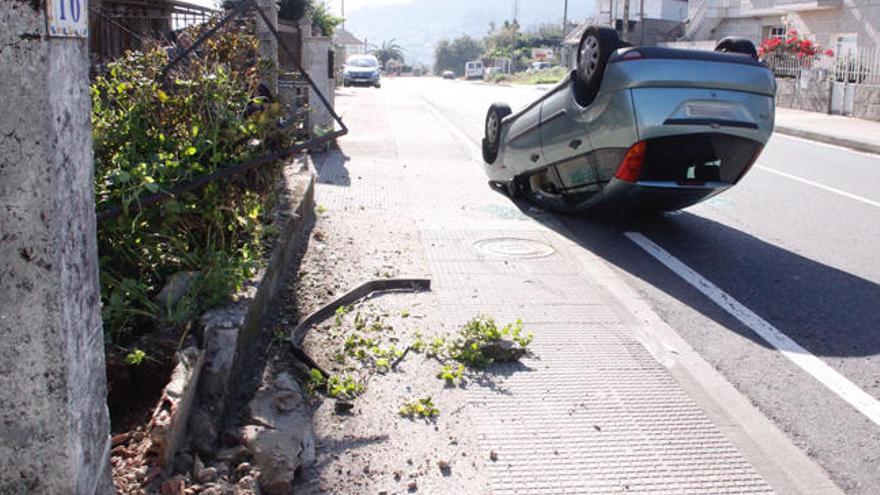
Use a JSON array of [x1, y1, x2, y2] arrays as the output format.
[[481, 27, 776, 213]]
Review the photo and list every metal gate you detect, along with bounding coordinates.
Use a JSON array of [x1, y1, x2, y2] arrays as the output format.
[[831, 82, 855, 116]]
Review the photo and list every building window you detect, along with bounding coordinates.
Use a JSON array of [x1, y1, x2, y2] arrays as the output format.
[[769, 27, 786, 39], [835, 33, 858, 56]]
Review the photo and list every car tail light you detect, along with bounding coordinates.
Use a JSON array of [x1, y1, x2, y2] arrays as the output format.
[[614, 141, 647, 183], [735, 145, 764, 183]]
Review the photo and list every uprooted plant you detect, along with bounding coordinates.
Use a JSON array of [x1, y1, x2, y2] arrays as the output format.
[[93, 17, 296, 347]]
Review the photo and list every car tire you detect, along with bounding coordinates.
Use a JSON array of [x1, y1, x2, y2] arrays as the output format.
[[714, 37, 758, 59], [482, 102, 512, 164], [575, 26, 622, 107]]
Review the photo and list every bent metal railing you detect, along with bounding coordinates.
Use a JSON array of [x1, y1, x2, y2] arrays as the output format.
[[96, 0, 348, 221]]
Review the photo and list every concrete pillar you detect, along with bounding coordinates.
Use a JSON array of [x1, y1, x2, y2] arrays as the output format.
[[0, 3, 113, 495], [255, 0, 279, 95]]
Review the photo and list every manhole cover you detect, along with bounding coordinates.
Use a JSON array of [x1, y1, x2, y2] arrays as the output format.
[[474, 237, 556, 259]]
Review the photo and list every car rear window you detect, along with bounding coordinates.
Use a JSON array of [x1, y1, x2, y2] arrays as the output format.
[[639, 134, 762, 184]]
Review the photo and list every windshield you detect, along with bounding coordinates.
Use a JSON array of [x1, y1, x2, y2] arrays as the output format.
[[346, 57, 378, 68]]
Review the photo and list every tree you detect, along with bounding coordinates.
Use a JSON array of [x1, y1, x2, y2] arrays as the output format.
[[278, 0, 309, 22], [372, 39, 405, 66], [434, 35, 483, 76]]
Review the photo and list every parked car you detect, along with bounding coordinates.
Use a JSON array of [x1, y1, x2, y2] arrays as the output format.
[[528, 61, 553, 73], [465, 61, 484, 80], [343, 55, 381, 88], [484, 67, 504, 77], [442, 70, 456, 80], [481, 29, 774, 213]]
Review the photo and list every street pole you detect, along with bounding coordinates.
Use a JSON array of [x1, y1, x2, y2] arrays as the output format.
[[341, 0, 345, 29], [563, 0, 569, 39], [623, 0, 630, 33]]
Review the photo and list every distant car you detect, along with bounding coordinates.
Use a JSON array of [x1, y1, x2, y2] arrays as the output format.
[[528, 61, 553, 73], [485, 67, 504, 77], [343, 55, 381, 88], [442, 70, 456, 80], [481, 29, 774, 213], [465, 61, 484, 80]]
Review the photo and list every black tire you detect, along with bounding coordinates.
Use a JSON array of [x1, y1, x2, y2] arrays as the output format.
[[482, 102, 512, 164], [575, 26, 622, 106], [715, 37, 758, 59]]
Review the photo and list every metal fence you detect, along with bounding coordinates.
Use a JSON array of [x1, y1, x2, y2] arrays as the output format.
[[90, 0, 215, 75], [764, 47, 880, 84]]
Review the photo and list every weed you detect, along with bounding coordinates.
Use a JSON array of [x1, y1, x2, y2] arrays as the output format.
[[334, 305, 351, 327], [400, 309, 411, 318], [125, 348, 147, 366], [436, 363, 465, 385], [316, 204, 328, 215], [326, 375, 364, 399], [448, 316, 533, 369], [399, 396, 440, 419], [411, 330, 427, 353]]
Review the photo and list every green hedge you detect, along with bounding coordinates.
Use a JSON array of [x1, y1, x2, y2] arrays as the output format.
[[92, 21, 290, 344]]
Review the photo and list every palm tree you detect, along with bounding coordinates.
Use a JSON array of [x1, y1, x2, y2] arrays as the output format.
[[372, 39, 405, 66]]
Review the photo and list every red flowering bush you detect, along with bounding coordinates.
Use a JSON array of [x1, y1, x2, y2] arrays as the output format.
[[757, 28, 832, 59]]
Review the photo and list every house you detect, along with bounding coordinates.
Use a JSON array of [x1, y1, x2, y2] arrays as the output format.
[[562, 0, 688, 68], [334, 28, 367, 61], [683, 0, 880, 52]]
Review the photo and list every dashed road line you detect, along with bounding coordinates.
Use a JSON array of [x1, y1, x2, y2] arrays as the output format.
[[626, 231, 880, 427]]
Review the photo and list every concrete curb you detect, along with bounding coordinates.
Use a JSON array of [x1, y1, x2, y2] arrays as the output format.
[[145, 156, 316, 466], [774, 125, 880, 155]]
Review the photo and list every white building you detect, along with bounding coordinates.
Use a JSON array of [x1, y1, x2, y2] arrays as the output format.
[[334, 28, 366, 61], [684, 0, 880, 52]]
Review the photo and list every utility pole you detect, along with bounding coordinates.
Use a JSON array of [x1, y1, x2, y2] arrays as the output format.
[[563, 0, 569, 39], [608, 0, 614, 27], [341, 0, 345, 29], [623, 0, 631, 33], [513, 0, 519, 23]]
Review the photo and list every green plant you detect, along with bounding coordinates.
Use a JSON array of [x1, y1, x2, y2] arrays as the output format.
[[399, 397, 440, 419], [372, 39, 405, 66], [125, 348, 147, 366], [326, 375, 365, 399], [309, 1, 343, 36], [92, 18, 293, 346], [448, 316, 533, 369], [334, 305, 351, 326], [436, 363, 465, 385], [305, 368, 327, 395]]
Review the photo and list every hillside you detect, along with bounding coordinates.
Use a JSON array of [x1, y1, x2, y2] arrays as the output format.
[[343, 0, 595, 66]]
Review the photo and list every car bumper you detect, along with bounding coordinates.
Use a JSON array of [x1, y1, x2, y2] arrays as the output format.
[[344, 75, 380, 85], [585, 179, 730, 213]]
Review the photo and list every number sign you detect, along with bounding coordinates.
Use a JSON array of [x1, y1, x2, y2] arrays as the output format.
[[46, 0, 89, 38]]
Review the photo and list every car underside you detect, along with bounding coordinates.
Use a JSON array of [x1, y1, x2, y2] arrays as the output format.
[[481, 28, 775, 214]]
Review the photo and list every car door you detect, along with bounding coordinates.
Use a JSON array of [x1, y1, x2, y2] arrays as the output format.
[[504, 103, 545, 175], [539, 85, 601, 202]]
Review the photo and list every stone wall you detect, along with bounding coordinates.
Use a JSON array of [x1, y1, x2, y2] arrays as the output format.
[[303, 36, 336, 133], [775, 77, 880, 122], [0, 2, 112, 494], [852, 84, 880, 121], [775, 77, 832, 114]]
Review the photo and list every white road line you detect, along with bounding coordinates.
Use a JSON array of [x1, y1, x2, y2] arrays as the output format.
[[773, 133, 880, 160], [755, 165, 880, 209], [625, 231, 880, 427]]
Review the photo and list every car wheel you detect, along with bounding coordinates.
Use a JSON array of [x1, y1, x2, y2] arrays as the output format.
[[482, 102, 512, 164], [575, 26, 622, 106], [714, 37, 758, 59]]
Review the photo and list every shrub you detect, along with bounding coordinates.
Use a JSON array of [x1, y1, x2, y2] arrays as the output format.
[[92, 19, 291, 344]]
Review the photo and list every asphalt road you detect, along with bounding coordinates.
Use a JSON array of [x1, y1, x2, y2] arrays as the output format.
[[382, 77, 880, 494]]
